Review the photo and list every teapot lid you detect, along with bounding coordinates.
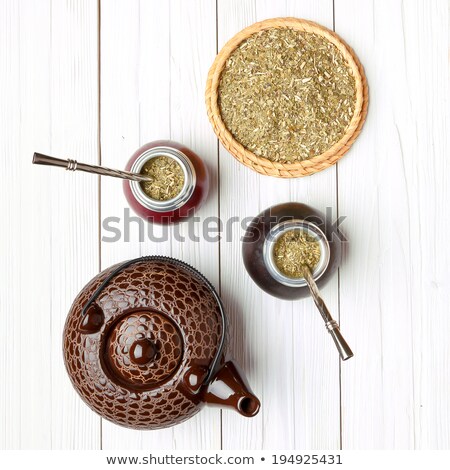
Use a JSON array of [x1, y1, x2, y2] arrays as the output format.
[[105, 310, 184, 389]]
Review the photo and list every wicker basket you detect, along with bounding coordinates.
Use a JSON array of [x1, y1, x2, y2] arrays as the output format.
[[205, 18, 369, 178]]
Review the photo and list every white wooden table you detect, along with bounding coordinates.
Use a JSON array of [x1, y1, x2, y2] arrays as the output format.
[[1, 0, 449, 450]]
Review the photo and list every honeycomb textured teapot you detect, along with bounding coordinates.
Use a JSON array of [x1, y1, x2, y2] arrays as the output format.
[[63, 256, 260, 430]]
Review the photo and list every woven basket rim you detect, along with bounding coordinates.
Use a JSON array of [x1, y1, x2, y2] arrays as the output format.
[[205, 17, 369, 178]]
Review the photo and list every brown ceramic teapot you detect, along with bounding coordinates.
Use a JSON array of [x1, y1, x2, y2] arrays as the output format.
[[63, 256, 260, 430]]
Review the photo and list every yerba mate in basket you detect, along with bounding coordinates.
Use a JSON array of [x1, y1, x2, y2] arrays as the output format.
[[206, 18, 368, 177]]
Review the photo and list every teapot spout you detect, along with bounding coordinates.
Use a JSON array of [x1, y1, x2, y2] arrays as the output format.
[[204, 361, 260, 417]]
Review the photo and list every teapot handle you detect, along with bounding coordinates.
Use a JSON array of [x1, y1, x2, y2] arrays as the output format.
[[80, 257, 152, 318]]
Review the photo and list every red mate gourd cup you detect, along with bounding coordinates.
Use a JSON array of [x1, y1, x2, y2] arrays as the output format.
[[123, 140, 209, 224]]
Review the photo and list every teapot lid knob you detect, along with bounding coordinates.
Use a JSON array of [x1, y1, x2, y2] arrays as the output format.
[[129, 339, 157, 365], [103, 311, 183, 390]]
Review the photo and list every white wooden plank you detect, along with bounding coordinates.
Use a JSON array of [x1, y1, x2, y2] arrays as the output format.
[[0, 0, 100, 449], [166, 0, 221, 449], [100, 0, 220, 449], [1, 0, 447, 452], [336, 0, 449, 449], [218, 0, 341, 450], [100, 0, 172, 449], [0, 0, 47, 449], [48, 0, 101, 450]]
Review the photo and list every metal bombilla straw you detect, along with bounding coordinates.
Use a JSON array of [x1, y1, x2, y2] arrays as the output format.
[[32, 153, 153, 183], [301, 265, 353, 361], [264, 219, 353, 361]]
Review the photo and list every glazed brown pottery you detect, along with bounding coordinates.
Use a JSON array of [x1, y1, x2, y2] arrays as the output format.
[[242, 202, 342, 300], [63, 256, 260, 430]]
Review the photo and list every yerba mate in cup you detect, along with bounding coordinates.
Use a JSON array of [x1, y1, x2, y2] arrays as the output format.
[[124, 141, 209, 224]]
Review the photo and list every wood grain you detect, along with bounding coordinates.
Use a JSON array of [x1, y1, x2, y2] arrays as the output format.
[[1, 0, 449, 451], [336, 0, 450, 449]]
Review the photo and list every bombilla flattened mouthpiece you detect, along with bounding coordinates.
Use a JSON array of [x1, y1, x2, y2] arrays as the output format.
[[325, 321, 354, 361], [32, 151, 152, 183], [302, 266, 354, 361], [33, 152, 69, 167]]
